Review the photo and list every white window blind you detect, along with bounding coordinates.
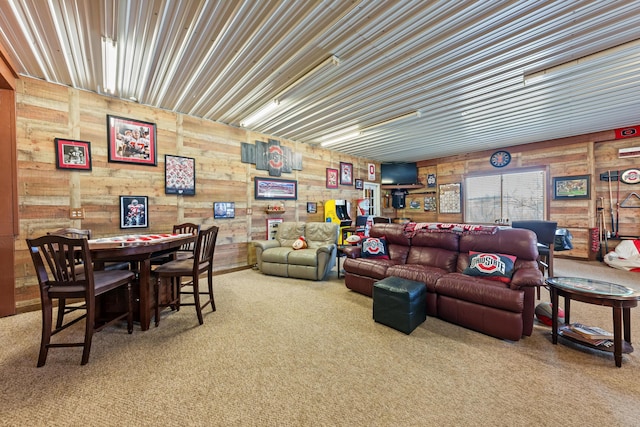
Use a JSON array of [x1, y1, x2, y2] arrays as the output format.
[[465, 170, 545, 224]]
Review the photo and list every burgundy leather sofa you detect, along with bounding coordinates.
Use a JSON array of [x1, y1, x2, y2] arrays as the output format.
[[343, 223, 544, 341]]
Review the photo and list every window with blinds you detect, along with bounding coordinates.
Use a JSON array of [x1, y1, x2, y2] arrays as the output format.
[[464, 169, 545, 224]]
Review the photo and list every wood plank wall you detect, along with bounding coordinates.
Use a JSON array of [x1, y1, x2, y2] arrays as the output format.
[[14, 77, 373, 310], [12, 76, 638, 311], [390, 131, 636, 260]]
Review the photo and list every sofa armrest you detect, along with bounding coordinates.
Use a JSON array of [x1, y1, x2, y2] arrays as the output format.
[[342, 245, 361, 258], [509, 267, 544, 290], [253, 240, 281, 251], [315, 243, 336, 255]]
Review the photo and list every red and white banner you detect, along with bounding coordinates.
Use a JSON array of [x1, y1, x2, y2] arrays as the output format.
[[614, 125, 640, 139]]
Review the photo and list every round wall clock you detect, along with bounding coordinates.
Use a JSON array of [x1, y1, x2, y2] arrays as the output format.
[[490, 150, 511, 168]]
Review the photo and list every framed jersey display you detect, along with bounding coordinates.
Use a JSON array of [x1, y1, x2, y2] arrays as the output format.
[[107, 115, 157, 166]]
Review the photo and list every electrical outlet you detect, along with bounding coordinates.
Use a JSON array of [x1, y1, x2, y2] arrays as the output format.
[[247, 208, 252, 215], [69, 208, 85, 219]]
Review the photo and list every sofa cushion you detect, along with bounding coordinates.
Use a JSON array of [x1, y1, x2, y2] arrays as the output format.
[[276, 222, 307, 247], [304, 222, 339, 248], [361, 236, 390, 259], [463, 251, 516, 283], [386, 264, 447, 291], [261, 247, 294, 263], [343, 257, 401, 280], [436, 273, 524, 313], [287, 248, 318, 266]]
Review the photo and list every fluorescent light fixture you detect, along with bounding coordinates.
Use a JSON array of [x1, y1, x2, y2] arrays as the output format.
[[274, 54, 340, 102], [240, 99, 280, 128], [240, 55, 339, 128], [319, 126, 361, 147], [524, 38, 640, 85], [361, 110, 422, 131], [102, 37, 117, 93]]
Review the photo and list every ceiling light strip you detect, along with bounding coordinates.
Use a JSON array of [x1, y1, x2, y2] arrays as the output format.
[[274, 54, 340, 102], [523, 38, 640, 85], [361, 110, 422, 131]]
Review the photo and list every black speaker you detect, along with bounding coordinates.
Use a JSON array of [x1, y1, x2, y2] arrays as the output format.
[[392, 190, 406, 209]]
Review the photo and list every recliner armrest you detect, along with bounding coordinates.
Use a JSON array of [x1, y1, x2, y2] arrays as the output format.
[[509, 266, 544, 290], [314, 243, 336, 254], [342, 245, 361, 258], [253, 240, 281, 251]]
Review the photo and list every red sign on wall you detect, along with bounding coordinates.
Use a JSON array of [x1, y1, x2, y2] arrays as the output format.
[[614, 126, 640, 139]]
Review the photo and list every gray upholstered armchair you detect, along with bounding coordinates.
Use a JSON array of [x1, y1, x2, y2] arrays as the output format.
[[254, 222, 339, 280]]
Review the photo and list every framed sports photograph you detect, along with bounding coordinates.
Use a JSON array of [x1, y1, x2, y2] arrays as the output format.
[[214, 202, 235, 219], [165, 154, 195, 195], [307, 202, 317, 214], [326, 168, 338, 189], [255, 177, 298, 200], [553, 175, 591, 200], [266, 218, 284, 240], [340, 162, 353, 185], [355, 178, 364, 190], [54, 138, 91, 171], [107, 115, 157, 166], [120, 196, 148, 228]]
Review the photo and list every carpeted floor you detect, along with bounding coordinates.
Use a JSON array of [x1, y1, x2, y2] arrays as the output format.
[[1, 258, 639, 426]]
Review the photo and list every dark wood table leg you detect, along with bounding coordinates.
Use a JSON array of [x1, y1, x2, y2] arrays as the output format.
[[563, 295, 571, 325], [138, 257, 152, 331], [551, 287, 559, 344], [623, 307, 631, 343], [613, 305, 623, 367]]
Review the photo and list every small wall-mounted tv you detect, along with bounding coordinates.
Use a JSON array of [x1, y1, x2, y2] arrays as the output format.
[[381, 162, 418, 185]]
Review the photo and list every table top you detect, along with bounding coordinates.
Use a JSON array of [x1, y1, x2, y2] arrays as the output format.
[[546, 277, 639, 299]]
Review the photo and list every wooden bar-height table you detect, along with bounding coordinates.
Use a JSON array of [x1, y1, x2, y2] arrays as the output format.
[[89, 233, 195, 331]]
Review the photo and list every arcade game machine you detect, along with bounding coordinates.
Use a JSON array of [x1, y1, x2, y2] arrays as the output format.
[[325, 199, 352, 244]]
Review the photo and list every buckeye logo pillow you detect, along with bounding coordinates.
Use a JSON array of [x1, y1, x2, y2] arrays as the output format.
[[463, 251, 516, 283]]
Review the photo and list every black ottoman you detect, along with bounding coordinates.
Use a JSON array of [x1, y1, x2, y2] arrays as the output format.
[[373, 276, 427, 334]]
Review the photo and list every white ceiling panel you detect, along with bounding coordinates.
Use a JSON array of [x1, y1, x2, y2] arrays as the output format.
[[1, 0, 639, 162]]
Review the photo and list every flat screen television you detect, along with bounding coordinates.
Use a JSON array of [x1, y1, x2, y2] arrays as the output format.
[[381, 162, 418, 185]]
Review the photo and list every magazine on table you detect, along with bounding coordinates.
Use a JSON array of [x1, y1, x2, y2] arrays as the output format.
[[570, 323, 614, 340], [559, 325, 613, 348]]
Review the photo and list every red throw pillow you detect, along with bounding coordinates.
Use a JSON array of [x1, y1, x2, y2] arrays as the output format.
[[463, 251, 516, 283], [361, 236, 389, 259]]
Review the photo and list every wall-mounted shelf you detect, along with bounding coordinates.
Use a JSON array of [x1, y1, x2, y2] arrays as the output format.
[[381, 184, 425, 190], [265, 209, 286, 214]]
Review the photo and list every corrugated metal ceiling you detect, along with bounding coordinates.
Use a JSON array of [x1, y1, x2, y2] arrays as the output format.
[[1, 0, 639, 162]]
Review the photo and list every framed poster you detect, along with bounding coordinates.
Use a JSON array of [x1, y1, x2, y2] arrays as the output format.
[[54, 138, 91, 171], [340, 162, 353, 185], [255, 177, 298, 200], [266, 218, 283, 240], [214, 202, 235, 219], [307, 202, 317, 213], [107, 115, 157, 166], [165, 154, 195, 195], [439, 183, 461, 214], [120, 196, 148, 228], [355, 178, 364, 190], [326, 168, 338, 189], [553, 175, 591, 199]]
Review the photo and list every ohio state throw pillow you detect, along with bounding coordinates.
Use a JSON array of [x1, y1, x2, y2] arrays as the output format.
[[463, 251, 516, 283], [361, 236, 389, 259]]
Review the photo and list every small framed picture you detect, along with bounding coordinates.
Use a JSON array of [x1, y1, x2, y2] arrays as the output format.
[[266, 218, 283, 240], [107, 115, 157, 166], [340, 162, 353, 185], [355, 178, 364, 190], [307, 202, 317, 214], [165, 154, 195, 195], [214, 202, 235, 219], [120, 196, 148, 228], [55, 138, 91, 171], [326, 168, 338, 189], [553, 175, 591, 200]]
